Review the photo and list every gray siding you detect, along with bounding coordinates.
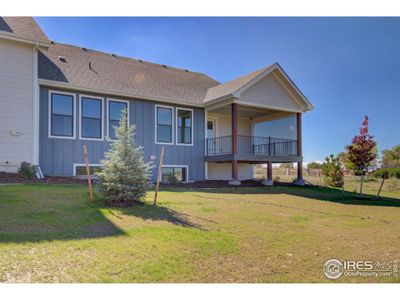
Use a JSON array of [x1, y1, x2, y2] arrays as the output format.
[[39, 86, 205, 181]]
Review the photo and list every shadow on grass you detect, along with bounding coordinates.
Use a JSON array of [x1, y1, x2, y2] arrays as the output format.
[[161, 185, 400, 208], [113, 202, 203, 230], [0, 185, 201, 244]]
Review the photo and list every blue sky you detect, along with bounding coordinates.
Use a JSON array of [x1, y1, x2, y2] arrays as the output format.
[[36, 17, 400, 162]]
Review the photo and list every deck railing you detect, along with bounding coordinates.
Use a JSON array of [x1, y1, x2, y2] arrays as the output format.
[[206, 135, 297, 156]]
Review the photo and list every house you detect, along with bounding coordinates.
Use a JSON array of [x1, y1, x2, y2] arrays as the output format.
[[0, 17, 314, 185]]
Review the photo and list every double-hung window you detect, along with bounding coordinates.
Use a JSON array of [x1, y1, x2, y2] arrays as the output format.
[[176, 108, 193, 145], [156, 105, 173, 144], [49, 91, 75, 138], [108, 100, 129, 139], [80, 95, 103, 140]]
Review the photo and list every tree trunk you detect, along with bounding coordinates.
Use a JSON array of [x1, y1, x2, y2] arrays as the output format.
[[359, 173, 363, 196]]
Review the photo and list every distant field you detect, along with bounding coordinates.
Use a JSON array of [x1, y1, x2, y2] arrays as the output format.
[[254, 166, 400, 199]]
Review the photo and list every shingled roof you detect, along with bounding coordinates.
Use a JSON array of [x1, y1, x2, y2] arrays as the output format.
[[39, 43, 220, 105], [0, 17, 50, 44]]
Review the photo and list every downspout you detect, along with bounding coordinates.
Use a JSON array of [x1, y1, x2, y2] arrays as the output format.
[[32, 40, 40, 165]]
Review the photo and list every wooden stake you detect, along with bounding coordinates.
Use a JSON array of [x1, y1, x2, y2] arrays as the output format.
[[153, 146, 165, 205], [377, 173, 388, 199], [83, 145, 94, 201]]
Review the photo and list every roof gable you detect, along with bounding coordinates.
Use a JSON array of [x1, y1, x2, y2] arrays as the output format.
[[204, 63, 313, 112], [0, 17, 50, 45]]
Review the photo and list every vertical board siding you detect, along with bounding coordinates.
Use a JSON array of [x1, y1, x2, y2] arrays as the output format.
[[39, 86, 205, 181]]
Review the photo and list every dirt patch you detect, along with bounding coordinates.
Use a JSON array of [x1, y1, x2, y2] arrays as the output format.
[[0, 172, 86, 185], [0, 172, 301, 188], [105, 199, 145, 207]]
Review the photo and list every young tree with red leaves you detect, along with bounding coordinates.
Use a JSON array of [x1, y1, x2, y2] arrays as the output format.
[[346, 116, 377, 195]]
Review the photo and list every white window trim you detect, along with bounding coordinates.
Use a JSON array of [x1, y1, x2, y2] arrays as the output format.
[[176, 107, 194, 146], [162, 165, 189, 182], [106, 98, 130, 139], [155, 104, 174, 145], [79, 94, 105, 141], [48, 90, 77, 140], [73, 163, 103, 176]]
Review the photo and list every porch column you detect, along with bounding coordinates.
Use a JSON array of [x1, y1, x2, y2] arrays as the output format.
[[267, 162, 273, 181], [261, 161, 274, 186], [230, 103, 240, 185], [295, 112, 304, 185]]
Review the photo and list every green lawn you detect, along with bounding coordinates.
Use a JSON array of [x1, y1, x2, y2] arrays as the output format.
[[0, 183, 399, 283]]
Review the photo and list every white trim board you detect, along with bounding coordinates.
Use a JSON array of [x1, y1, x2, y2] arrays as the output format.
[[175, 107, 194, 146], [32, 45, 40, 164], [106, 98, 130, 139], [155, 104, 174, 145], [78, 94, 105, 141], [48, 90, 77, 140]]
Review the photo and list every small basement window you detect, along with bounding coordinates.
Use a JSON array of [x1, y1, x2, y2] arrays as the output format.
[[74, 164, 103, 176], [161, 166, 188, 182]]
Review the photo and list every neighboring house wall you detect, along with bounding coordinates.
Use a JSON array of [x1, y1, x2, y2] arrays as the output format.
[[208, 162, 253, 180], [240, 74, 301, 111], [0, 39, 34, 172], [39, 86, 205, 181]]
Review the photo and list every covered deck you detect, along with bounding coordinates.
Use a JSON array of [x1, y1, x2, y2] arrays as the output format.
[[205, 102, 304, 185], [203, 64, 313, 185]]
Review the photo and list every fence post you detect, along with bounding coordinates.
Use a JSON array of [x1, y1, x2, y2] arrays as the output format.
[[268, 136, 271, 155]]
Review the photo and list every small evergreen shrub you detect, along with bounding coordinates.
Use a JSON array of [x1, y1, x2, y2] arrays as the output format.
[[18, 161, 36, 179], [322, 155, 344, 187], [96, 109, 153, 205]]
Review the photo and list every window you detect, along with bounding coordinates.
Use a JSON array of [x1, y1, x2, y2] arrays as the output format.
[[80, 95, 103, 140], [162, 166, 188, 182], [49, 91, 75, 138], [73, 164, 103, 176], [108, 99, 129, 139], [156, 105, 173, 144], [207, 120, 215, 139], [176, 108, 193, 145]]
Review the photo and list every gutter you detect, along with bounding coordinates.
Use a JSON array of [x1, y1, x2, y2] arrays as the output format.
[[38, 79, 205, 108], [0, 31, 51, 49]]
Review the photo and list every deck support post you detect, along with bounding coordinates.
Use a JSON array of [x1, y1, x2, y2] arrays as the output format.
[[262, 161, 274, 186], [229, 103, 240, 185], [294, 112, 305, 186]]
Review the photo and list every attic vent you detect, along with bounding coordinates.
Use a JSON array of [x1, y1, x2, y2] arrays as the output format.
[[58, 56, 67, 63], [138, 59, 143, 63], [81, 47, 87, 52], [162, 65, 167, 68], [112, 54, 117, 58]]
